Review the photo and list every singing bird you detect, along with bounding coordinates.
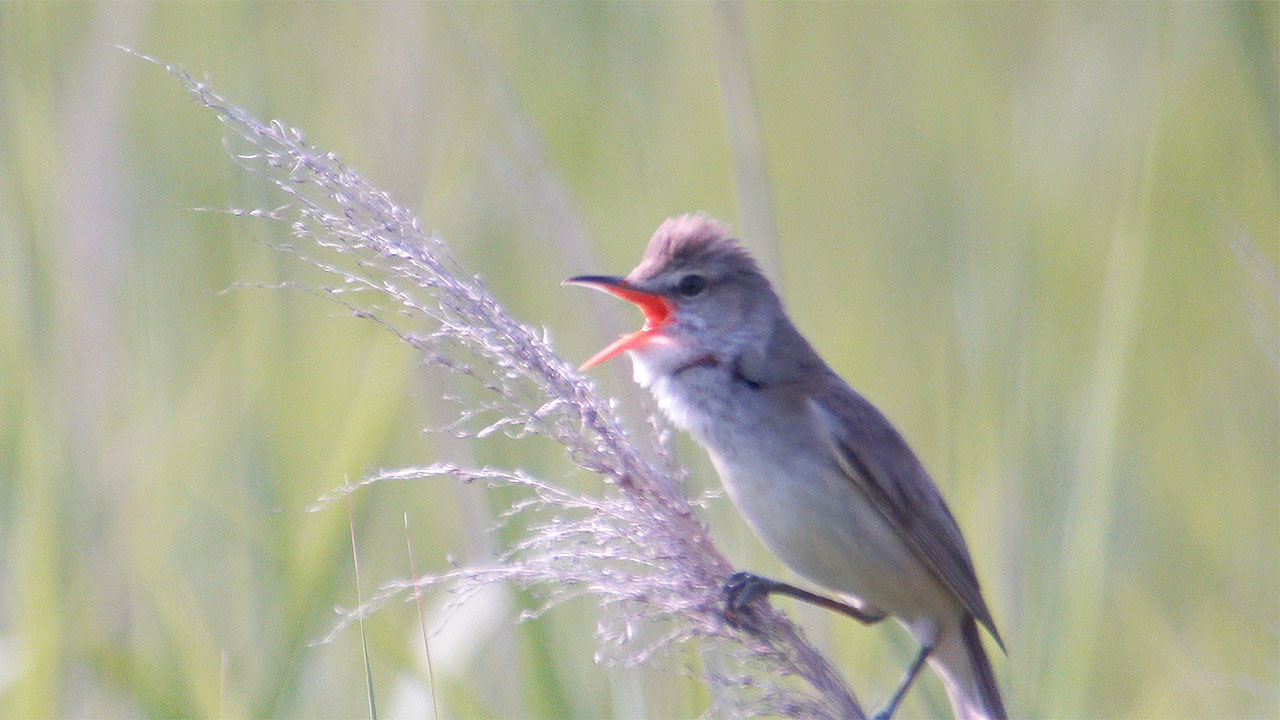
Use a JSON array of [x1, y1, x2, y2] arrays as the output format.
[[566, 215, 1006, 720]]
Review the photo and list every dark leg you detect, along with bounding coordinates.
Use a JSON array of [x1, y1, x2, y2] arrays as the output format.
[[873, 642, 933, 720], [722, 571, 887, 625]]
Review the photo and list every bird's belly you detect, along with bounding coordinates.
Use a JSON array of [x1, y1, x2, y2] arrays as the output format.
[[645, 366, 954, 628], [709, 435, 951, 627]]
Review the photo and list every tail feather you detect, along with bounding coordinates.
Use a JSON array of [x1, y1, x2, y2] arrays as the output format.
[[962, 614, 1006, 719], [929, 614, 1006, 720]]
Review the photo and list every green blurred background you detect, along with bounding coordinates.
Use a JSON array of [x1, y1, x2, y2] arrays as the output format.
[[1, 3, 1276, 718]]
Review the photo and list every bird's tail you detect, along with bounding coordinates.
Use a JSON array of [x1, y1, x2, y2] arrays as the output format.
[[929, 614, 1006, 720]]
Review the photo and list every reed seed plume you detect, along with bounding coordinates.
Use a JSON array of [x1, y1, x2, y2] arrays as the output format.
[[140, 50, 865, 719]]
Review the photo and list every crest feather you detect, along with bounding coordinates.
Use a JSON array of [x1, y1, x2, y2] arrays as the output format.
[[629, 214, 758, 281]]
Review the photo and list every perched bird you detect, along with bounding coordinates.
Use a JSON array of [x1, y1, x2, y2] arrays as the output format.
[[566, 215, 1006, 720]]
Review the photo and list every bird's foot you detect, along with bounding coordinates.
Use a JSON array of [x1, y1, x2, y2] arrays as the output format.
[[722, 571, 780, 626]]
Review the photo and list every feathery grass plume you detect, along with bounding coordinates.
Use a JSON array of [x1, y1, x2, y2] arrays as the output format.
[[144, 51, 865, 719]]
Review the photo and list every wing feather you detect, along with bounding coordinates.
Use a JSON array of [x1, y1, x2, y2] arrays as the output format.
[[808, 379, 1004, 651]]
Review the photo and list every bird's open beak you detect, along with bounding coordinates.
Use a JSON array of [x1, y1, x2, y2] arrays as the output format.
[[563, 275, 674, 370]]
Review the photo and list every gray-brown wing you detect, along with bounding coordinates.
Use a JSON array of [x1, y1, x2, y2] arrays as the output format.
[[808, 377, 1004, 650]]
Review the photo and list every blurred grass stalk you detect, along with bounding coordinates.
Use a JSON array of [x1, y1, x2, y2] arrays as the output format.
[[711, 0, 783, 283], [143, 52, 869, 720], [1044, 24, 1162, 715], [1048, 140, 1150, 713]]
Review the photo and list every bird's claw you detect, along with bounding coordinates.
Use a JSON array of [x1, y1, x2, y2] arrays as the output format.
[[722, 570, 775, 624]]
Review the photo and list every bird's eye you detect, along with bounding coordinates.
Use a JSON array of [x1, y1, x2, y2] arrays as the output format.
[[676, 274, 707, 297]]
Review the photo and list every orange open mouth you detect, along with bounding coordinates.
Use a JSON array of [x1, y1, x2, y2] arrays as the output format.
[[564, 275, 674, 370]]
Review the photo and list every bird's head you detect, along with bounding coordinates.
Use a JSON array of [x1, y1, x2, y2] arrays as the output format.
[[565, 215, 777, 381]]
